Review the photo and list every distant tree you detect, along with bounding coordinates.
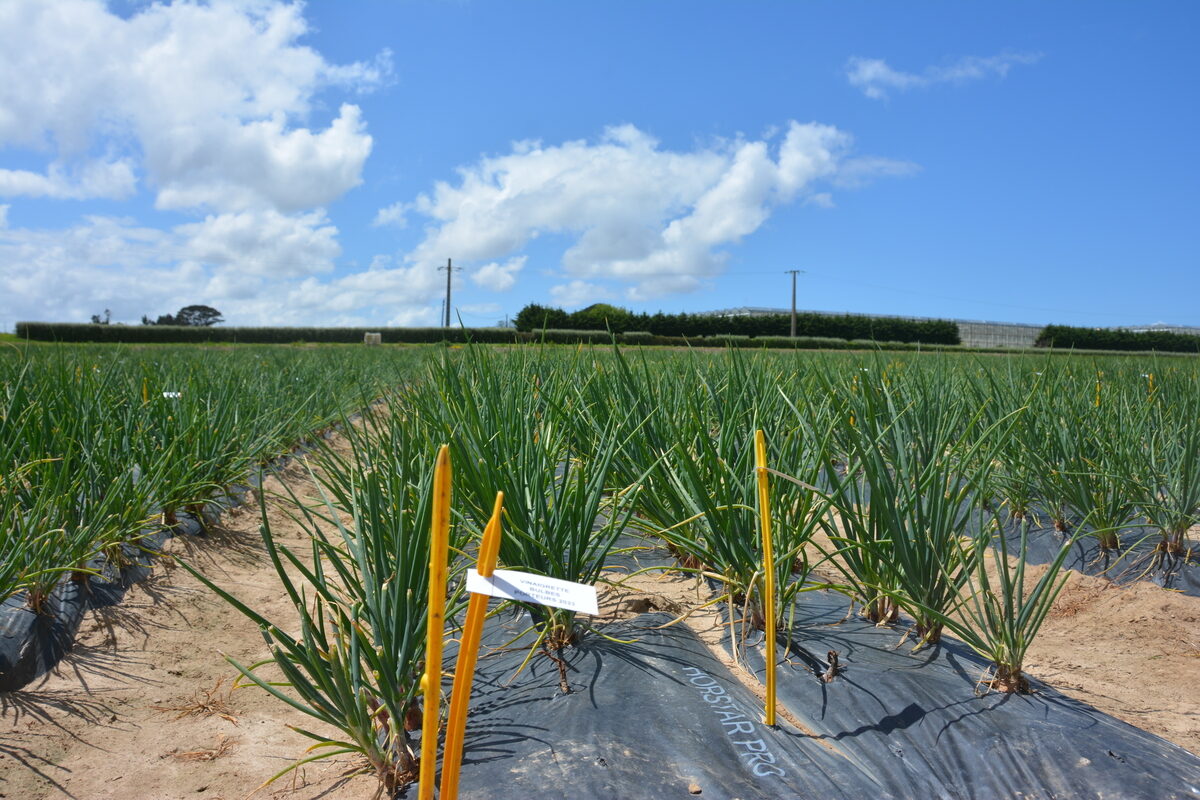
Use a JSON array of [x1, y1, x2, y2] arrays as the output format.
[[176, 305, 224, 326], [141, 305, 223, 326], [142, 313, 176, 325], [514, 303, 570, 331], [570, 303, 633, 332], [90, 309, 111, 325]]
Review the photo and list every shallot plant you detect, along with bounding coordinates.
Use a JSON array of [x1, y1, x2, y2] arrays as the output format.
[[817, 359, 1020, 646], [424, 345, 642, 692], [182, 416, 461, 793], [930, 517, 1078, 693]]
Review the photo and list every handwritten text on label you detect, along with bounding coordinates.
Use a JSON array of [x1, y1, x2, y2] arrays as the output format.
[[466, 569, 599, 615]]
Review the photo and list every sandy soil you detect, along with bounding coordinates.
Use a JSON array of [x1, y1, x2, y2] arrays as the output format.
[[2, 444, 1198, 799], [1025, 568, 1200, 753], [801, 524, 1200, 754], [0, 459, 379, 800]]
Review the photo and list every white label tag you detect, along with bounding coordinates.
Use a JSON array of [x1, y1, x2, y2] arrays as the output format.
[[466, 569, 599, 615]]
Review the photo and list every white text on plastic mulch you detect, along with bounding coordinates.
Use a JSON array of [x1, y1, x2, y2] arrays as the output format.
[[682, 666, 786, 778]]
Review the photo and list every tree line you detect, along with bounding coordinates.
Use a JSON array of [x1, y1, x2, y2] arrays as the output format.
[[513, 303, 962, 345], [87, 305, 225, 327]]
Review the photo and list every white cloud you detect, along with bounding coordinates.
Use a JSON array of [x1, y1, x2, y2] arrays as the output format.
[[324, 48, 394, 92], [550, 280, 613, 309], [151, 104, 372, 212], [177, 209, 340, 278], [805, 193, 835, 209], [459, 302, 501, 315], [847, 52, 1042, 100], [0, 212, 441, 328], [470, 256, 525, 292], [845, 59, 926, 100], [235, 262, 439, 326], [0, 0, 381, 211], [1, 215, 197, 324], [0, 159, 137, 200], [833, 156, 922, 189], [396, 121, 913, 301], [373, 202, 409, 228], [0, 1, 408, 328], [934, 52, 1043, 83]]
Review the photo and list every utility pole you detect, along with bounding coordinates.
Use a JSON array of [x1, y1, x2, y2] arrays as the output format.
[[438, 259, 461, 327], [785, 269, 805, 337]]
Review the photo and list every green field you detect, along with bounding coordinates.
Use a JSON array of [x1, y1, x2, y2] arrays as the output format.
[[3, 340, 1197, 791]]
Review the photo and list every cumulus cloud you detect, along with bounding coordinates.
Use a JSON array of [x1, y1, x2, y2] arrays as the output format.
[[259, 264, 439, 326], [393, 122, 914, 302], [0, 159, 137, 200], [373, 202, 409, 228], [0, 1, 408, 328], [847, 52, 1042, 100], [550, 280, 613, 309], [176, 209, 340, 278], [1, 215, 197, 325], [0, 213, 442, 327], [470, 257, 525, 292], [0, 0, 381, 211], [151, 104, 372, 212]]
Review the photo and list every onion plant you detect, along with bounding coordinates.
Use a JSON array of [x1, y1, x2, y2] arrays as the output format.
[[426, 346, 640, 691], [653, 421, 768, 626], [0, 459, 91, 610], [1044, 390, 1149, 552], [817, 361, 1020, 646], [181, 427, 461, 793], [930, 518, 1077, 693], [642, 377, 833, 646], [966, 361, 1048, 522], [0, 342, 422, 619], [1138, 391, 1200, 557], [579, 346, 697, 533]]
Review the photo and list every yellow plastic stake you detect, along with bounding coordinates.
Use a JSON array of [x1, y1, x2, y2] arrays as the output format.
[[440, 491, 504, 800], [1148, 373, 1155, 397], [1095, 379, 1101, 408], [142, 378, 148, 404], [754, 429, 777, 726], [419, 445, 452, 800]]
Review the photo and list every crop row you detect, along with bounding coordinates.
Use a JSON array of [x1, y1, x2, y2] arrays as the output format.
[[181, 344, 1200, 793], [0, 344, 424, 611]]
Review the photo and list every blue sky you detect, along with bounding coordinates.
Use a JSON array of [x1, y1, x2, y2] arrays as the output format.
[[1, 1, 1196, 330]]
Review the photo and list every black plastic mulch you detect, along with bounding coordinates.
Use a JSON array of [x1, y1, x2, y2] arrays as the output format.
[[411, 609, 896, 800], [730, 589, 1200, 800], [996, 513, 1200, 596]]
